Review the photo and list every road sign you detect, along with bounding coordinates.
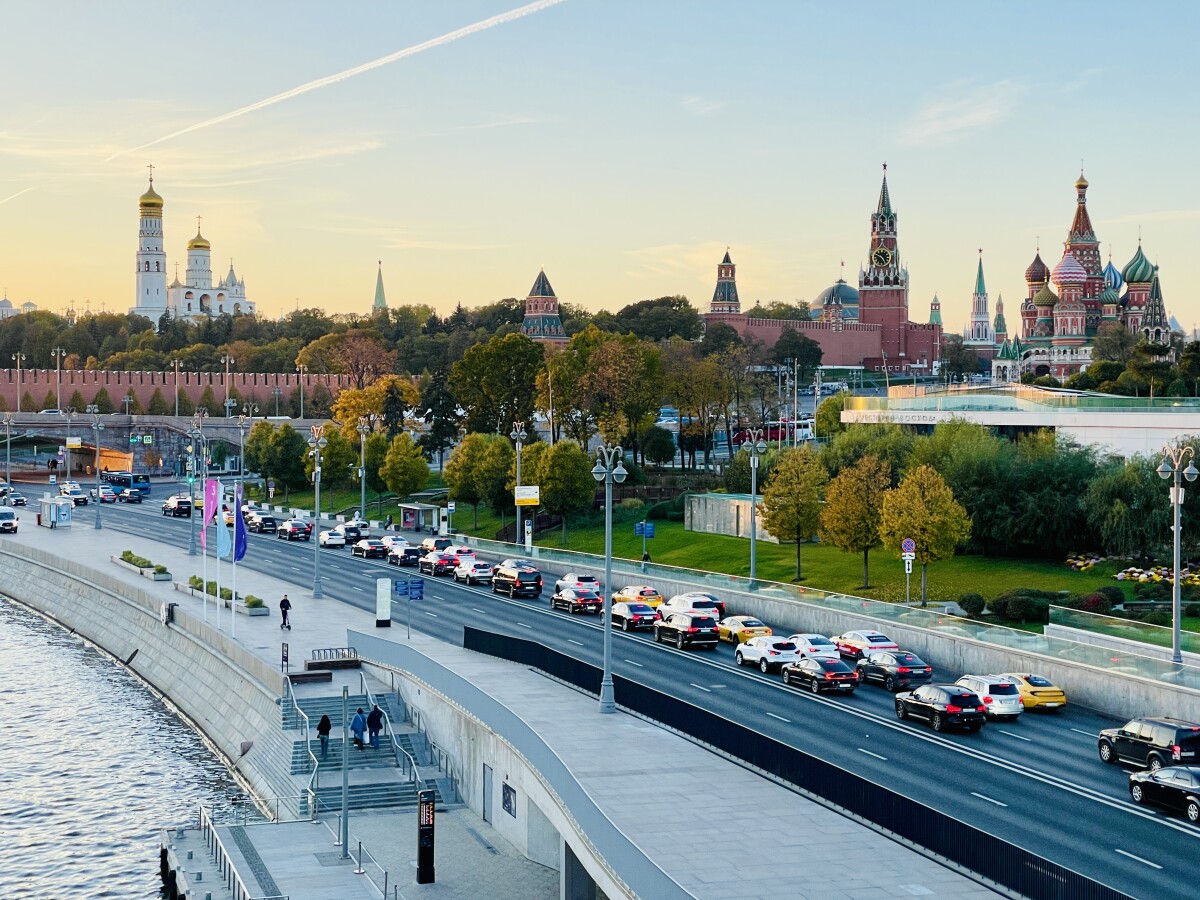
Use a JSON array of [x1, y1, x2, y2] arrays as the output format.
[[644, 522, 655, 538], [905, 559, 913, 574], [394, 578, 409, 596], [447, 501, 456, 513], [66, 437, 82, 449], [901, 538, 916, 554], [635, 521, 644, 536], [901, 552, 916, 561], [514, 485, 540, 507], [409, 577, 425, 601], [49, 474, 57, 485]]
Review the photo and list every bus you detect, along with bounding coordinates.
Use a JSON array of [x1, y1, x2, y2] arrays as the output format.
[[103, 471, 152, 495]]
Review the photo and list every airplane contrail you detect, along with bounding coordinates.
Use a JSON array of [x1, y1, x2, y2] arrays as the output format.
[[106, 0, 567, 162], [0, 186, 38, 206]]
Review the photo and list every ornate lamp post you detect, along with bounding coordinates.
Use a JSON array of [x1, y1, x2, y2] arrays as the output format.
[[743, 427, 767, 579], [11, 354, 24, 413], [173, 358, 181, 417], [87, 404, 104, 529], [50, 347, 66, 410], [64, 407, 76, 477], [356, 416, 376, 520], [296, 365, 307, 419], [2, 414, 12, 487], [238, 403, 258, 497], [509, 421, 527, 548], [221, 355, 235, 415], [1158, 445, 1199, 665], [592, 444, 627, 714], [272, 386, 283, 417], [308, 424, 328, 598]]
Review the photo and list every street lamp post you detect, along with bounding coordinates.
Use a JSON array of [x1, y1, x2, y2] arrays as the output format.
[[272, 386, 283, 417], [2, 414, 12, 488], [356, 416, 374, 520], [510, 421, 527, 549], [11, 354, 24, 412], [123, 394, 133, 416], [88, 404, 104, 529], [743, 427, 767, 580], [221, 355, 235, 415], [1158, 445, 1199, 665], [173, 358, 181, 417], [238, 403, 258, 498], [187, 409, 208, 556], [592, 444, 627, 714], [308, 424, 328, 598], [296, 365, 307, 419], [50, 348, 66, 410], [64, 407, 76, 477]]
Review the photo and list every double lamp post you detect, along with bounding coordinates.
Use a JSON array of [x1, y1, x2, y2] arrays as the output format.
[[592, 444, 627, 714], [1159, 445, 1199, 666]]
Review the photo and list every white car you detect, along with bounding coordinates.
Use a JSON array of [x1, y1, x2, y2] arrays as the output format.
[[787, 633, 841, 660], [344, 517, 371, 537], [318, 528, 347, 548], [454, 561, 495, 584], [448, 544, 476, 562], [735, 636, 801, 673], [956, 674, 1024, 720], [833, 630, 899, 659], [380, 535, 410, 551], [659, 593, 725, 621], [60, 486, 88, 506], [665, 591, 727, 619], [554, 572, 601, 593]]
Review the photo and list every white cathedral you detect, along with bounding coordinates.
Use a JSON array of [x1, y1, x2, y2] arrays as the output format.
[[131, 172, 255, 324]]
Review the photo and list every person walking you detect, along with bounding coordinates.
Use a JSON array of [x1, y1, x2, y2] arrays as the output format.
[[279, 594, 292, 630], [366, 704, 383, 749], [350, 708, 367, 750], [317, 714, 332, 759]]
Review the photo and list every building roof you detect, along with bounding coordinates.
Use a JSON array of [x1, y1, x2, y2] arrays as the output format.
[[815, 279, 860, 307], [1143, 270, 1169, 330], [1122, 243, 1155, 284], [1025, 251, 1048, 284], [1051, 251, 1087, 285], [139, 177, 163, 212], [187, 227, 210, 251], [373, 262, 387, 311], [928, 294, 942, 326], [992, 294, 1007, 335], [974, 254, 986, 295], [1033, 283, 1059, 307], [876, 168, 892, 215], [1068, 172, 1096, 242], [528, 269, 556, 298], [1103, 258, 1124, 292]]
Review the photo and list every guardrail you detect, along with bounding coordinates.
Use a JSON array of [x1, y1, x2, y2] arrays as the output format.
[[313, 646, 359, 662], [282, 676, 321, 814], [357, 672, 423, 788], [463, 627, 1134, 900], [199, 804, 290, 900]]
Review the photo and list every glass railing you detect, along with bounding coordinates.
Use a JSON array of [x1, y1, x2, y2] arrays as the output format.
[[1051, 606, 1200, 657], [846, 386, 1200, 415]]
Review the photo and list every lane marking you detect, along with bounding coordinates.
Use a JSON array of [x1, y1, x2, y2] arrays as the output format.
[[1114, 848, 1162, 869], [471, 608, 485, 614], [517, 622, 532, 629], [997, 729, 1031, 742], [971, 792, 1008, 807], [289, 566, 301, 571], [624, 659, 644, 667], [1071, 728, 1096, 737], [766, 712, 791, 723], [352, 587, 364, 592], [689, 683, 712, 693], [857, 748, 888, 761], [567, 639, 584, 646], [424, 612, 438, 618]]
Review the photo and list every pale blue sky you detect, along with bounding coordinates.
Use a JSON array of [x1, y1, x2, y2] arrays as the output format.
[[1, 1, 1197, 332]]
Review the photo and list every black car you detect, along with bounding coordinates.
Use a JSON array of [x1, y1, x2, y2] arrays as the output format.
[[781, 656, 859, 694], [857, 651, 933, 692], [1099, 717, 1200, 771], [1130, 766, 1200, 822], [611, 601, 658, 631], [895, 684, 987, 733], [250, 514, 278, 534], [388, 547, 422, 567], [653, 612, 719, 650], [351, 539, 388, 558], [162, 496, 192, 517], [116, 488, 142, 503], [419, 552, 457, 576], [550, 588, 602, 614], [492, 563, 543, 598], [340, 523, 363, 543]]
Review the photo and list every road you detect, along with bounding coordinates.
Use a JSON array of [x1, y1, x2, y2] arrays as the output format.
[[101, 497, 1195, 897]]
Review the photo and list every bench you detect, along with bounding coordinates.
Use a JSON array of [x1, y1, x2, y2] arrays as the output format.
[[287, 670, 333, 684]]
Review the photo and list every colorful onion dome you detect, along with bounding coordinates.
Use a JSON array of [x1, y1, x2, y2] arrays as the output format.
[[1103, 259, 1124, 292], [1051, 250, 1087, 285], [1122, 244, 1155, 284], [187, 228, 211, 251], [1033, 283, 1059, 307], [1099, 284, 1120, 305], [1024, 251, 1048, 284]]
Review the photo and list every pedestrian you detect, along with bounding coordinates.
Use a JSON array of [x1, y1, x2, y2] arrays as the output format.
[[350, 708, 367, 750], [279, 594, 292, 630], [385, 513, 393, 529], [317, 714, 332, 759], [367, 704, 383, 749], [642, 551, 652, 563]]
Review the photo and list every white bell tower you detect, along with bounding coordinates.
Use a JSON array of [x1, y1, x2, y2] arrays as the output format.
[[133, 165, 168, 321]]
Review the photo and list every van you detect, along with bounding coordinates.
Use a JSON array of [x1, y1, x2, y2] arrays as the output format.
[[421, 536, 452, 553], [0, 508, 18, 533]]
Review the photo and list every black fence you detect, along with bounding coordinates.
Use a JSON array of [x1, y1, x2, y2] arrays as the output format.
[[464, 627, 1134, 900]]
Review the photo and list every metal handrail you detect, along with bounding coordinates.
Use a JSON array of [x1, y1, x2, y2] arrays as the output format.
[[358, 672, 420, 786], [200, 804, 290, 900], [312, 646, 358, 662], [283, 675, 321, 815]]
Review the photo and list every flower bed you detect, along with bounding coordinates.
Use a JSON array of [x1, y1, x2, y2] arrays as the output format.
[[112, 551, 172, 582]]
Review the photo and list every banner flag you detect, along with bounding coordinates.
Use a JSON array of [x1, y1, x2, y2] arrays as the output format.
[[233, 483, 248, 562]]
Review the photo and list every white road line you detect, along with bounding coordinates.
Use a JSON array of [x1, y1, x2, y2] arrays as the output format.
[[689, 683, 712, 693], [424, 612, 438, 618], [289, 566, 301, 571], [517, 622, 532, 629], [624, 659, 644, 667], [352, 586, 364, 592], [1114, 848, 1162, 869], [766, 712, 791, 723], [567, 639, 584, 646], [1071, 728, 1096, 737], [471, 608, 485, 614], [998, 729, 1031, 742], [857, 748, 888, 761], [970, 792, 1008, 807]]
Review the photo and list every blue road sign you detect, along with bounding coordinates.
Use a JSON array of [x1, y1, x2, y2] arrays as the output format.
[[644, 522, 656, 538], [634, 522, 644, 537], [394, 578, 409, 596], [409, 577, 425, 601]]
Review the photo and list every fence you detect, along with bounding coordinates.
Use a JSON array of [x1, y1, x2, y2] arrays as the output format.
[[463, 627, 1135, 900]]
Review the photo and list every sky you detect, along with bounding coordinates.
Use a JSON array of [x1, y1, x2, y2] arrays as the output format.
[[2, 1, 1199, 333]]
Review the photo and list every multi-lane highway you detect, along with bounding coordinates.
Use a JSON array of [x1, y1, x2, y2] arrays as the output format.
[[102, 496, 1195, 897]]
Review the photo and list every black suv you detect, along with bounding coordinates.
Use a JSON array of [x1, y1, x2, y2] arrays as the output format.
[[895, 684, 987, 733], [492, 564, 543, 598], [1099, 717, 1200, 772], [857, 651, 933, 692], [388, 547, 422, 567], [250, 514, 278, 534], [653, 612, 719, 650]]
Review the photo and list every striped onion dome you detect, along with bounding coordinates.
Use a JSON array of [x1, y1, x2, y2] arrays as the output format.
[[1122, 244, 1155, 284], [1051, 250, 1087, 285], [1099, 284, 1120, 305], [1024, 251, 1048, 284], [1103, 259, 1124, 292]]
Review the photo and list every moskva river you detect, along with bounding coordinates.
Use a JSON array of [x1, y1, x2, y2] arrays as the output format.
[[0, 599, 247, 899]]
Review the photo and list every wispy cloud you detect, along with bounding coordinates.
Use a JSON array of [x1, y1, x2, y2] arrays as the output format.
[[0, 186, 38, 207], [681, 96, 725, 117], [1099, 209, 1200, 225], [899, 79, 1027, 147]]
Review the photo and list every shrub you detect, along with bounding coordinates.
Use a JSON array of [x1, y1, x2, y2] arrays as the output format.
[[220, 587, 233, 602], [958, 593, 986, 617], [1134, 582, 1170, 601], [206, 580, 217, 596], [1143, 611, 1171, 627], [1095, 585, 1125, 605], [619, 498, 645, 511], [154, 565, 168, 575], [244, 595, 264, 609], [1078, 592, 1114, 615], [1005, 596, 1038, 622], [189, 575, 203, 590], [987, 595, 1009, 619], [120, 550, 153, 568], [1186, 603, 1200, 618]]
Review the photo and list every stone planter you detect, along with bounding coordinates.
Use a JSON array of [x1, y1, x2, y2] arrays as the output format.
[[112, 556, 172, 582], [234, 602, 270, 617], [171, 582, 269, 616]]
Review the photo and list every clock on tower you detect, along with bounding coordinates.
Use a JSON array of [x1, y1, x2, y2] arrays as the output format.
[[871, 246, 893, 268]]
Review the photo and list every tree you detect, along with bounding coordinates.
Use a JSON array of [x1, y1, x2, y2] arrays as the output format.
[[269, 424, 309, 498], [746, 300, 811, 320], [772, 329, 823, 384], [330, 375, 419, 440], [336, 331, 397, 388], [1091, 322, 1139, 364], [475, 435, 516, 524], [444, 432, 489, 527], [198, 385, 218, 413], [146, 388, 170, 415], [68, 389, 86, 411], [814, 392, 848, 438], [364, 431, 389, 511], [537, 441, 595, 544], [176, 388, 195, 416], [418, 365, 460, 471], [21, 391, 35, 412], [760, 446, 828, 579], [1085, 457, 1165, 560], [306, 427, 356, 491], [819, 455, 892, 588], [879, 465, 972, 606], [820, 423, 914, 484], [594, 295, 702, 341], [449, 333, 543, 434], [641, 425, 677, 467], [940, 335, 981, 380], [722, 446, 780, 494], [698, 322, 743, 357], [380, 433, 430, 499], [243, 420, 276, 479]]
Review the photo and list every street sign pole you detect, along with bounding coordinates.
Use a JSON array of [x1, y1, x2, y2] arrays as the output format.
[[901, 538, 916, 606]]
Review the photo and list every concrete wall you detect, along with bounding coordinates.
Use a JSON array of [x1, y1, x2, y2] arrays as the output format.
[[684, 493, 777, 542]]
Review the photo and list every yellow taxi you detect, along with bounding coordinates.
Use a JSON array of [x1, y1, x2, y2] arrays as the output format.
[[718, 615, 773, 644], [611, 585, 664, 609], [999, 673, 1067, 710]]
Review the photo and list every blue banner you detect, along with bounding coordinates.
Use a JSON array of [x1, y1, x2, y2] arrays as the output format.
[[233, 483, 248, 562]]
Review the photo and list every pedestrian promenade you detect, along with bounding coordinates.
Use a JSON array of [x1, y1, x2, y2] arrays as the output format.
[[5, 518, 1001, 899]]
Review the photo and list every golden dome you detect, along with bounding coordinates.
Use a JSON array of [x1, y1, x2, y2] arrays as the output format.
[[139, 179, 163, 211], [187, 228, 211, 251], [1075, 172, 1089, 190]]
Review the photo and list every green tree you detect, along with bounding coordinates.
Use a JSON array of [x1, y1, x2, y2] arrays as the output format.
[[146, 388, 170, 415], [536, 441, 595, 544], [1091, 321, 1139, 364], [197, 385, 218, 414], [364, 431, 389, 511], [475, 435, 516, 524], [243, 420, 276, 479], [41, 390, 56, 410], [68, 389, 87, 411], [772, 329, 823, 384], [820, 423, 914, 483], [176, 388, 195, 416], [21, 391, 35, 412], [380, 433, 430, 499], [814, 392, 848, 438], [641, 425, 677, 467], [879, 465, 972, 606], [1084, 457, 1165, 560], [760, 446, 828, 580], [819, 455, 892, 589], [940, 335, 981, 379], [722, 446, 780, 494], [444, 432, 489, 527], [449, 333, 544, 434], [311, 427, 356, 491]]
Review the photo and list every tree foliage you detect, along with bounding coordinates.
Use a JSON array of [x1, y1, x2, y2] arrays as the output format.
[[760, 446, 828, 579], [443, 432, 488, 527], [380, 433, 429, 499], [537, 441, 596, 543], [819, 455, 892, 588], [878, 465, 971, 605], [449, 333, 544, 434]]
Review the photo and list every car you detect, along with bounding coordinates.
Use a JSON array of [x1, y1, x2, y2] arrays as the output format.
[[454, 560, 495, 584], [38, 408, 64, 415], [786, 633, 840, 660], [352, 538, 388, 558], [419, 551, 458, 576], [492, 563, 543, 598], [249, 514, 278, 534], [61, 486, 88, 506], [115, 488, 142, 503], [318, 528, 347, 548], [7, 491, 27, 507], [834, 630, 899, 659], [420, 536, 453, 554], [550, 587, 603, 614], [1129, 766, 1200, 822], [447, 544, 475, 562], [859, 651, 933, 692], [380, 535, 411, 552], [1099, 717, 1200, 771], [0, 507, 17, 532], [999, 673, 1067, 711], [895, 684, 988, 733], [611, 585, 664, 609], [659, 593, 725, 621], [955, 675, 1024, 720], [90, 485, 117, 503], [718, 616, 772, 644], [735, 636, 801, 673], [388, 546, 422, 567], [663, 591, 726, 619], [276, 519, 312, 541], [653, 612, 719, 650], [344, 517, 371, 538], [555, 572, 601, 594], [781, 656, 859, 694], [162, 495, 192, 517], [610, 601, 659, 631]]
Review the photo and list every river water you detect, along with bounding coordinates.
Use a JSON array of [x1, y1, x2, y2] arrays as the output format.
[[0, 599, 248, 899]]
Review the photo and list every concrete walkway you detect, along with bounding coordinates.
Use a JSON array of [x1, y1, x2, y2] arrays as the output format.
[[7, 515, 1001, 899]]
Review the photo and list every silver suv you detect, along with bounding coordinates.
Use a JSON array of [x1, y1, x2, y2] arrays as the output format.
[[955, 674, 1023, 720]]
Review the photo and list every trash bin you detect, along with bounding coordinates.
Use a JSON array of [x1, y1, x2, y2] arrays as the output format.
[[36, 513, 41, 526]]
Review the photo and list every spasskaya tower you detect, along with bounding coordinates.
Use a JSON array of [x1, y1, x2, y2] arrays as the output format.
[[858, 164, 911, 366]]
